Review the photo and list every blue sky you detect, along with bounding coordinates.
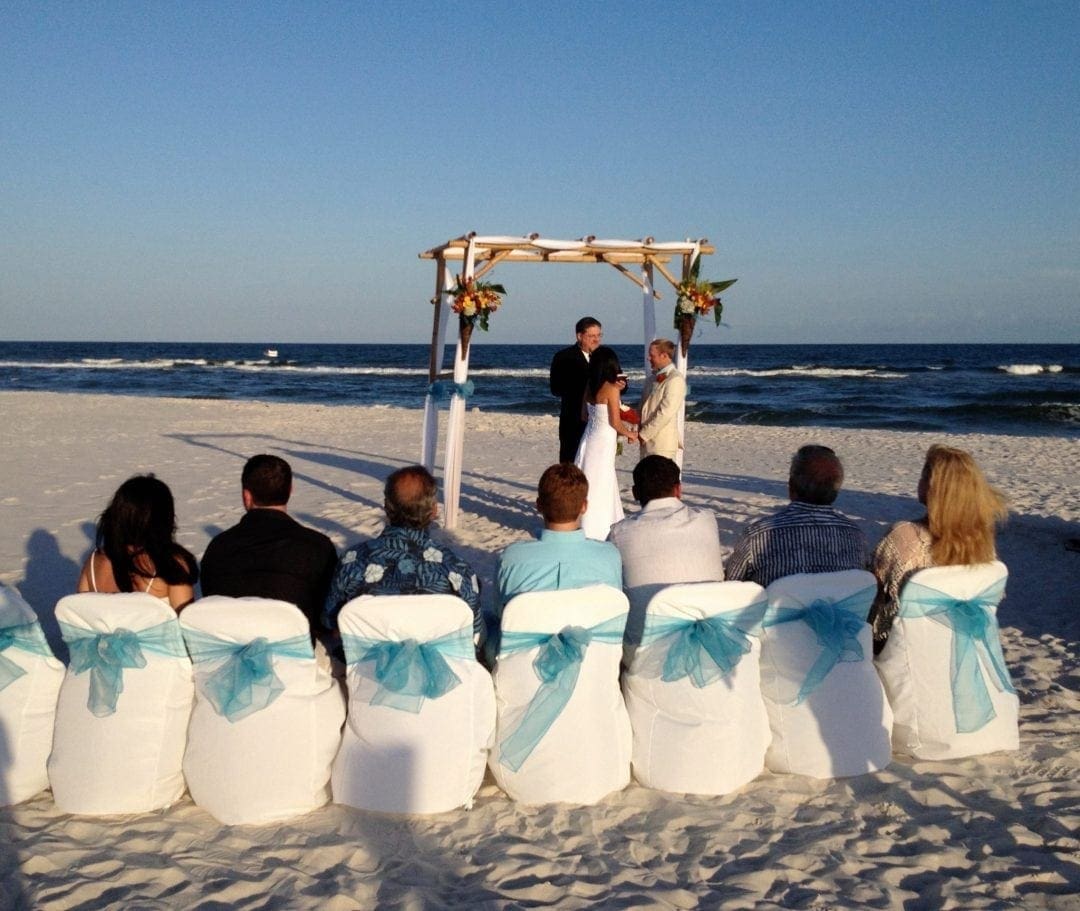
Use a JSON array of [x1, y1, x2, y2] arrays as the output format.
[[2, 1, 1077, 345]]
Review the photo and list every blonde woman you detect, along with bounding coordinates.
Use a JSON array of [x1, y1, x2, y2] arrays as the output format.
[[869, 445, 1007, 654]]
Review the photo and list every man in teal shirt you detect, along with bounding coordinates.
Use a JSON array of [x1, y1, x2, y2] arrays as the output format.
[[490, 463, 622, 662]]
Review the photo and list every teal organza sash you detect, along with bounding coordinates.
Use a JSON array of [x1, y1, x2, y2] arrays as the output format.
[[60, 619, 187, 717], [0, 619, 54, 692], [899, 577, 1014, 733], [497, 614, 626, 772], [635, 598, 767, 688], [762, 585, 876, 704], [183, 629, 313, 723], [342, 627, 475, 713]]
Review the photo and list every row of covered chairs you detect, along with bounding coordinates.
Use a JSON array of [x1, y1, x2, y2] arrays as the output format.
[[0, 562, 1017, 821]]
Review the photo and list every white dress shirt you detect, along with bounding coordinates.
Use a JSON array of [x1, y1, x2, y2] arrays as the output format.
[[608, 496, 727, 663]]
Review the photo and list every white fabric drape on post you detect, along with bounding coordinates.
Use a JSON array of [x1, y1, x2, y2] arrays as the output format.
[[421, 265, 455, 472], [641, 263, 656, 376], [669, 242, 699, 470], [442, 241, 476, 529]]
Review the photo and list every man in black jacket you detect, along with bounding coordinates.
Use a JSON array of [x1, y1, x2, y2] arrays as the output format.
[[201, 454, 337, 641], [549, 316, 602, 462]]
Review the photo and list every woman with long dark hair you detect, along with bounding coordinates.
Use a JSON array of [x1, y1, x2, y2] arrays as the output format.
[[77, 474, 199, 611], [573, 346, 638, 540]]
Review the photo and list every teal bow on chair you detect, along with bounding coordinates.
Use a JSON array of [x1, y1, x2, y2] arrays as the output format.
[[900, 577, 1014, 733], [342, 627, 475, 713], [763, 585, 876, 704], [60, 619, 187, 717], [637, 597, 767, 688], [497, 614, 626, 772], [183, 629, 313, 723], [0, 619, 54, 692]]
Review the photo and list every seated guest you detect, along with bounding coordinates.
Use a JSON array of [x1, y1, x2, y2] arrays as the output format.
[[726, 444, 867, 586], [609, 455, 726, 662], [869, 444, 1007, 654], [324, 465, 481, 639], [200, 454, 337, 640], [493, 464, 623, 660], [77, 474, 198, 611]]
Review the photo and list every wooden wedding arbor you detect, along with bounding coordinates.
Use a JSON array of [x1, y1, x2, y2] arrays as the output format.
[[419, 233, 717, 530]]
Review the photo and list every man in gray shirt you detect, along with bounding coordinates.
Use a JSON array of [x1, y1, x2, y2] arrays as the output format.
[[608, 456, 727, 664]]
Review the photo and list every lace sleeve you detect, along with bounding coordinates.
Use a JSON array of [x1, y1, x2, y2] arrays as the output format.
[[869, 521, 932, 653]]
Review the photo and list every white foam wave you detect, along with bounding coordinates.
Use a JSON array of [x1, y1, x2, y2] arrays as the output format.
[[999, 364, 1052, 375], [694, 366, 907, 380]]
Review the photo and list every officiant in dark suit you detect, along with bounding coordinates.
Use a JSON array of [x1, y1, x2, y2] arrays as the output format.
[[549, 316, 603, 462]]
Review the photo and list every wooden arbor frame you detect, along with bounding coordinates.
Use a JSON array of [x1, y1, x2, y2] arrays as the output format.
[[419, 233, 716, 530]]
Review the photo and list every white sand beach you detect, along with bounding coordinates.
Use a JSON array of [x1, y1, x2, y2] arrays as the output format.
[[1, 390, 1077, 909]]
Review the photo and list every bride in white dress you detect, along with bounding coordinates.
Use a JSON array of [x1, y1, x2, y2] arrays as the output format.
[[574, 347, 638, 540]]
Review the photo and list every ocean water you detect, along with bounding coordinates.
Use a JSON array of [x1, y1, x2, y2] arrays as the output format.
[[1, 341, 1077, 438]]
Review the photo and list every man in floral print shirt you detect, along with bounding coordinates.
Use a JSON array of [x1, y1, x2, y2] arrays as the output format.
[[323, 465, 482, 643]]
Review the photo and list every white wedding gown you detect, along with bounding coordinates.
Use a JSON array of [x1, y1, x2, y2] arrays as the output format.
[[574, 402, 624, 540]]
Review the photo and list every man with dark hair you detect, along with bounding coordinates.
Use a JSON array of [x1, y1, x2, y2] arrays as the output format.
[[200, 454, 337, 639], [550, 317, 603, 462], [726, 444, 867, 586], [609, 455, 726, 663], [492, 463, 622, 659], [323, 464, 481, 638]]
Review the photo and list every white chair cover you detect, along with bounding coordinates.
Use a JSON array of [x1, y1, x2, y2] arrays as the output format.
[[48, 593, 193, 814], [490, 585, 631, 805], [180, 596, 345, 825], [331, 594, 495, 814], [760, 571, 892, 778], [0, 584, 64, 805], [876, 562, 1018, 759], [623, 582, 770, 795]]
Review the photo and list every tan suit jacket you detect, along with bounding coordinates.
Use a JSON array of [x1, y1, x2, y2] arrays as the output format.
[[638, 365, 685, 460]]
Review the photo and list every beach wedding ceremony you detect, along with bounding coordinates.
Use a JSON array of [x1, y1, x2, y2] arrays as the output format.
[[1, 2, 1077, 909]]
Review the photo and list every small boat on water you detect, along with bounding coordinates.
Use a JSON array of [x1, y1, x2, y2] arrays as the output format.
[[264, 348, 279, 359]]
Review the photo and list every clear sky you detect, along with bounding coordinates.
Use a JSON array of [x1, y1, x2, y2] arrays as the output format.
[[2, 1, 1077, 345]]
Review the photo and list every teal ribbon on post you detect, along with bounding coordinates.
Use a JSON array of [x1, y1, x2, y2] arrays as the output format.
[[899, 577, 1014, 733], [497, 614, 626, 771], [762, 585, 876, 704], [60, 619, 187, 717], [428, 380, 475, 400], [341, 627, 476, 713], [636, 597, 767, 688], [0, 619, 55, 692], [183, 628, 314, 723]]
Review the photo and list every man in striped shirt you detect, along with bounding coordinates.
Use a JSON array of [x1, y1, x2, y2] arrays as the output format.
[[726, 444, 867, 586]]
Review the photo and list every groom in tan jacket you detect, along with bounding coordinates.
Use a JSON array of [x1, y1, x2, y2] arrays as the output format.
[[638, 338, 686, 462]]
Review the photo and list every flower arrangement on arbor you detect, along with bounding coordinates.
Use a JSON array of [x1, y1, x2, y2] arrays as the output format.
[[673, 263, 736, 356], [450, 276, 506, 356]]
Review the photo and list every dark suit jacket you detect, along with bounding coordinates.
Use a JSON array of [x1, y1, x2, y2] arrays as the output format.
[[200, 509, 337, 636], [550, 344, 590, 460]]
